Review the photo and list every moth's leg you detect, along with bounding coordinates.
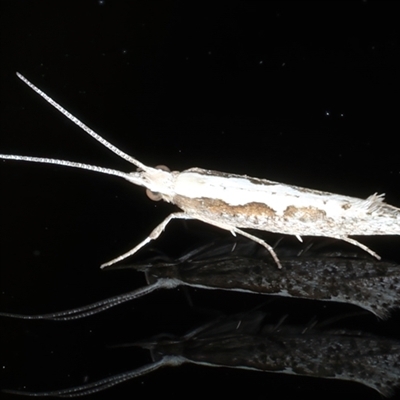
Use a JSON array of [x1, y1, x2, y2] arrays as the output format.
[[233, 228, 282, 269], [190, 216, 283, 268], [101, 212, 192, 268], [339, 237, 381, 260]]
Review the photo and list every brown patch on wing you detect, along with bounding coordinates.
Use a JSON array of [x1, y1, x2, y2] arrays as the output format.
[[284, 206, 327, 222], [173, 196, 276, 218]]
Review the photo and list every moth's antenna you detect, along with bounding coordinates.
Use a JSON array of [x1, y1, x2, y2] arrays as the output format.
[[0, 280, 171, 321], [0, 154, 132, 180], [0, 153, 150, 188], [3, 357, 179, 397], [15, 72, 148, 171]]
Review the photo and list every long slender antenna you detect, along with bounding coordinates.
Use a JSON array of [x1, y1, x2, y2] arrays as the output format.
[[0, 280, 171, 321], [0, 154, 132, 180], [3, 357, 178, 397], [15, 72, 148, 171]]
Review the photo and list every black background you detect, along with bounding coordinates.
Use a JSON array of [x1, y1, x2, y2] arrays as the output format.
[[1, 1, 400, 399]]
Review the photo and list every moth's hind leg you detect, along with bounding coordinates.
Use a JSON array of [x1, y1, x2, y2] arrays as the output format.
[[101, 212, 192, 269], [233, 228, 282, 269], [339, 236, 381, 260]]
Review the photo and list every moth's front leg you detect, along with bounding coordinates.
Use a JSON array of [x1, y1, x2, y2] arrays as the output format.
[[101, 212, 192, 268]]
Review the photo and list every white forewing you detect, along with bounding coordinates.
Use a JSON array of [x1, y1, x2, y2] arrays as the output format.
[[174, 170, 380, 219]]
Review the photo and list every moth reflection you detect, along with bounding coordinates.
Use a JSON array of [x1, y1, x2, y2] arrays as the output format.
[[2, 238, 400, 321], [4, 310, 400, 397]]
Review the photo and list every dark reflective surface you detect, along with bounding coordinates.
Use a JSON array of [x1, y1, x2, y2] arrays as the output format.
[[2, 238, 400, 398], [3, 237, 399, 320], [4, 309, 400, 397]]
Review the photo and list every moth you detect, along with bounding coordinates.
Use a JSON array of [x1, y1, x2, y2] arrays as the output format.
[[1, 73, 399, 269]]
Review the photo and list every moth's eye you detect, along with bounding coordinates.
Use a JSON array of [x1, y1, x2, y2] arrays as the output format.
[[146, 189, 162, 201], [146, 165, 171, 201], [155, 164, 170, 172]]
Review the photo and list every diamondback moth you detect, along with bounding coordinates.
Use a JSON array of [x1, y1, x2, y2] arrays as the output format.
[[1, 73, 399, 269]]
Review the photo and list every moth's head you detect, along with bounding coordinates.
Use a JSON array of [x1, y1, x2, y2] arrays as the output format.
[[145, 165, 171, 201], [127, 165, 177, 202]]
